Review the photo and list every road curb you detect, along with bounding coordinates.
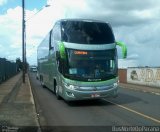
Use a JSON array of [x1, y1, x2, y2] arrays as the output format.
[[27, 74, 42, 132]]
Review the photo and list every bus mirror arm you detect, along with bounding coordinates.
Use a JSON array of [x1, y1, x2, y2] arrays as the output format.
[[50, 46, 54, 50], [56, 51, 60, 60], [116, 41, 127, 59], [56, 51, 63, 73], [57, 60, 62, 73]]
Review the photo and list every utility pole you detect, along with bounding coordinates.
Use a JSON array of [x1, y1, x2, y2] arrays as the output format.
[[22, 0, 26, 83], [21, 1, 50, 83]]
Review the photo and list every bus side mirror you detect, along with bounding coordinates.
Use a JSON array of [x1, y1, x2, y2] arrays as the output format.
[[59, 42, 66, 60], [116, 41, 127, 59]]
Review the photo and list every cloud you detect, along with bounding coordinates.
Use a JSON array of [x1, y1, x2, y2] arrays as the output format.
[[0, 6, 38, 62], [0, 0, 7, 6], [25, 6, 55, 65], [46, 0, 160, 29], [0, 5, 53, 64], [1, 0, 160, 67], [25, 0, 160, 66], [47, 0, 160, 26], [115, 19, 160, 66], [118, 59, 138, 68], [46, 0, 160, 67], [0, 6, 21, 60]]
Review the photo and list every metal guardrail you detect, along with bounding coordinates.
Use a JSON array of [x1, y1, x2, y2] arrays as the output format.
[[0, 58, 18, 84]]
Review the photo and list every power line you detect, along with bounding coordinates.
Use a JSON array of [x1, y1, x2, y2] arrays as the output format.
[[25, 5, 51, 22]]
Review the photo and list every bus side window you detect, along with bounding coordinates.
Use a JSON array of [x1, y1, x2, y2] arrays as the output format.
[[53, 23, 61, 41], [51, 22, 61, 50]]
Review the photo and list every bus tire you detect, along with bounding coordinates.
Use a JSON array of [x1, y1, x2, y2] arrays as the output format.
[[40, 75, 45, 88], [55, 85, 61, 100]]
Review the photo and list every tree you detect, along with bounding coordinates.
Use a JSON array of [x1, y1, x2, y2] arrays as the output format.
[[16, 58, 23, 71]]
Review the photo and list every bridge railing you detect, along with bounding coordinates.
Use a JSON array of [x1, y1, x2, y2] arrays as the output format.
[[0, 58, 18, 84]]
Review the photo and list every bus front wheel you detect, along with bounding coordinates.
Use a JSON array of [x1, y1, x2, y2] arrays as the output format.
[[55, 83, 61, 100]]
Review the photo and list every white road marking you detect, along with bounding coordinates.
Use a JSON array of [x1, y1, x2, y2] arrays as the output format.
[[102, 99, 160, 124]]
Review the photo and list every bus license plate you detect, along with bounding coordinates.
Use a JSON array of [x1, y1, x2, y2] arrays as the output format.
[[91, 93, 100, 98]]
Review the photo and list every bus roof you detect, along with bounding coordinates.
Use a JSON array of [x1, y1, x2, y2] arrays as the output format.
[[56, 18, 110, 24]]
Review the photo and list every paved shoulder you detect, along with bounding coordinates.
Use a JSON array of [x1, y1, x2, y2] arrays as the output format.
[[0, 73, 39, 130], [119, 83, 160, 95]]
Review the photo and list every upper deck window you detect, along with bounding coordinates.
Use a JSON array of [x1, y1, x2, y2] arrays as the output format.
[[61, 20, 115, 44]]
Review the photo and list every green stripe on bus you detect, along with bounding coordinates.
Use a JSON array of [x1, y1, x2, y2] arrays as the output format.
[[62, 76, 118, 86], [59, 42, 66, 59]]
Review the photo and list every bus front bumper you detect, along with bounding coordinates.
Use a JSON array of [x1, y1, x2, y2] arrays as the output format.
[[63, 87, 118, 101]]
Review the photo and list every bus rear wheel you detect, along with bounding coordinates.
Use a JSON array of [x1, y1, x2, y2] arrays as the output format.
[[40, 75, 45, 88]]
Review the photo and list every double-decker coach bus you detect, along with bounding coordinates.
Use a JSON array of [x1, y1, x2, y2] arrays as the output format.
[[37, 19, 127, 101]]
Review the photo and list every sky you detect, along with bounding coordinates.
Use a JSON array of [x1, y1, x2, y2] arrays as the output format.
[[0, 0, 160, 68]]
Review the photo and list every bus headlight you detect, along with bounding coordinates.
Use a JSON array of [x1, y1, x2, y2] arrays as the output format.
[[68, 84, 79, 90], [113, 82, 118, 88], [69, 85, 75, 90], [63, 82, 79, 90]]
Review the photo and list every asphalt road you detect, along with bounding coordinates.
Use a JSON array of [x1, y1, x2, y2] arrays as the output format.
[[29, 73, 160, 131]]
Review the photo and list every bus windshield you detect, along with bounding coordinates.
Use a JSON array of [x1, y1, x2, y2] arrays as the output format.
[[61, 21, 115, 44], [64, 49, 117, 82]]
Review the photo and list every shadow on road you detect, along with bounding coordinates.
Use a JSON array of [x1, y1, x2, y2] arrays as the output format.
[[107, 92, 142, 105], [66, 99, 113, 107], [67, 92, 142, 107]]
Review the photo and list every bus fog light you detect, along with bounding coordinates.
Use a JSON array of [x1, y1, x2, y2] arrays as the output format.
[[66, 92, 75, 97]]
